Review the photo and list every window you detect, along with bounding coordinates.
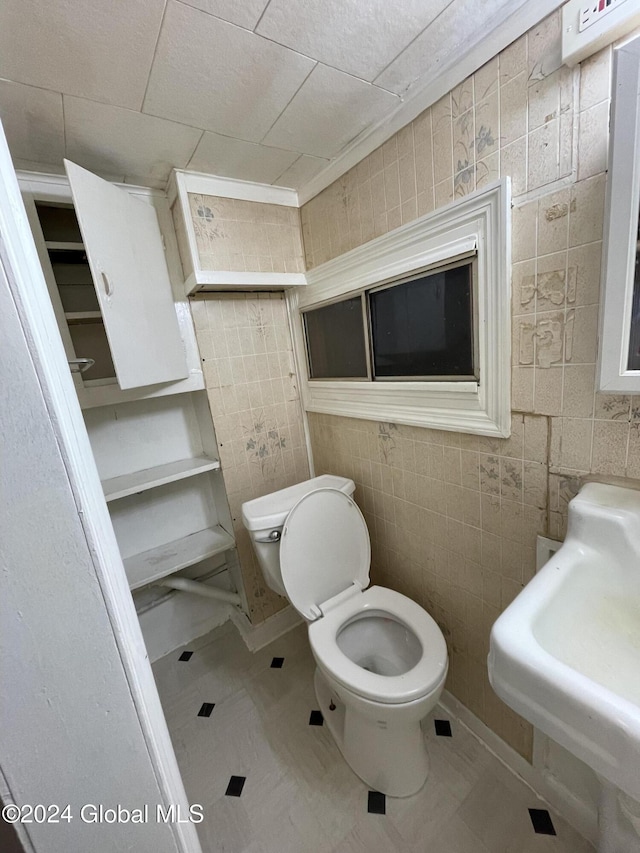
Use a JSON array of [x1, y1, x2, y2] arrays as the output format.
[[304, 295, 368, 379], [370, 261, 475, 380], [290, 179, 511, 437], [304, 257, 477, 382]]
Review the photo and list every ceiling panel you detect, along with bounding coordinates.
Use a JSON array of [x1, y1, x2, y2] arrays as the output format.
[[256, 0, 454, 82], [275, 154, 330, 190], [143, 1, 315, 141], [178, 0, 270, 30], [263, 64, 400, 158], [375, 0, 517, 94], [64, 97, 202, 185], [0, 80, 64, 165], [188, 131, 299, 184], [0, 0, 165, 110]]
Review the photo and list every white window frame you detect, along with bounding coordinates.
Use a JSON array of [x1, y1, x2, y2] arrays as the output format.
[[289, 178, 511, 436], [598, 34, 640, 392]]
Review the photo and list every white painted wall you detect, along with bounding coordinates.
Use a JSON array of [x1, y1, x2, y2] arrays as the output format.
[[0, 121, 201, 853]]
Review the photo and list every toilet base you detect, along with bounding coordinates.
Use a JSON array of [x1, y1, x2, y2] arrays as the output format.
[[314, 667, 432, 798]]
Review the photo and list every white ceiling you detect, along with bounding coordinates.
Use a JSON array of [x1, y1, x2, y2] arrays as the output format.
[[0, 0, 562, 199]]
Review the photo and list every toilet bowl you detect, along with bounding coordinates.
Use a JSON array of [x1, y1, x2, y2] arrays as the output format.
[[242, 475, 448, 797]]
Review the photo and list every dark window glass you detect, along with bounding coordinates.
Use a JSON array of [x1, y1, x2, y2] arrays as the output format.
[[369, 263, 474, 378], [304, 297, 368, 378]]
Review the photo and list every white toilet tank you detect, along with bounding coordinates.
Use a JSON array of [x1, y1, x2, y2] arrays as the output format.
[[241, 475, 356, 598]]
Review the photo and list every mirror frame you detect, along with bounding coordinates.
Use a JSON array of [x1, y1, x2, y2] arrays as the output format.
[[599, 33, 640, 392]]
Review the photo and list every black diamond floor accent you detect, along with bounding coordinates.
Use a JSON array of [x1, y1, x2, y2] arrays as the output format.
[[367, 791, 386, 815], [529, 808, 556, 835], [225, 776, 246, 797], [270, 657, 284, 668], [434, 719, 452, 737], [309, 710, 324, 726], [178, 651, 193, 662], [197, 702, 215, 718]]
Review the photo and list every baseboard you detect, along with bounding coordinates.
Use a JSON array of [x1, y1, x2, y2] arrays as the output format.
[[231, 605, 302, 652], [439, 690, 598, 847]]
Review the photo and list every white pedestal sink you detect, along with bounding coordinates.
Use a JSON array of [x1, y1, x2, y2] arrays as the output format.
[[488, 483, 640, 852]]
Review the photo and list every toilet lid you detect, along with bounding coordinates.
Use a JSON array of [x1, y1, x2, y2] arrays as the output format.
[[280, 488, 370, 621]]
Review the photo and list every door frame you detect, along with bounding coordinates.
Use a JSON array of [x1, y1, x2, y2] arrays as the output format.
[[0, 126, 202, 853]]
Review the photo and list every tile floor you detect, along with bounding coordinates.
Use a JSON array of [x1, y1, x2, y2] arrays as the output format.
[[152, 622, 595, 853]]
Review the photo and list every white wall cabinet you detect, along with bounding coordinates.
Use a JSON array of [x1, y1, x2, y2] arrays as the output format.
[[18, 165, 246, 648], [168, 169, 307, 294], [20, 168, 204, 409]]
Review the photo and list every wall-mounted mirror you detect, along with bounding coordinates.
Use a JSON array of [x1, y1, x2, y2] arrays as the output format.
[[599, 33, 640, 392]]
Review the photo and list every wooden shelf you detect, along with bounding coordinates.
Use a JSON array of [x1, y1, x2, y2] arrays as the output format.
[[124, 526, 236, 590], [45, 240, 85, 251], [65, 311, 102, 322], [102, 455, 221, 502]]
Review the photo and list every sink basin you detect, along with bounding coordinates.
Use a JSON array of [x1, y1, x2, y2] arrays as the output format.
[[489, 482, 640, 803]]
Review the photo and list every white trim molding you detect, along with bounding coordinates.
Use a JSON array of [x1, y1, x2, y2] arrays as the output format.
[[598, 33, 640, 393], [172, 169, 299, 207], [292, 179, 512, 437]]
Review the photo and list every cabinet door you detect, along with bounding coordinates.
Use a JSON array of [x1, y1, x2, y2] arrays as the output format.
[[65, 160, 189, 390]]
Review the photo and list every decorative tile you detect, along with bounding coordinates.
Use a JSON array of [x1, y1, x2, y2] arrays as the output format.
[[225, 775, 246, 797], [367, 791, 386, 815], [434, 719, 452, 737], [528, 808, 556, 835]]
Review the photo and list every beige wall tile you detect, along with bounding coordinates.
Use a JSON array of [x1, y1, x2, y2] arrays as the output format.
[[578, 101, 609, 180], [534, 365, 563, 415], [500, 138, 525, 196], [500, 72, 527, 146], [294, 11, 629, 764], [579, 46, 611, 111], [511, 201, 537, 262], [500, 35, 527, 84], [559, 417, 593, 471], [475, 56, 499, 100], [527, 120, 560, 190], [537, 189, 570, 256], [591, 420, 629, 475], [569, 173, 606, 247], [562, 364, 595, 417]]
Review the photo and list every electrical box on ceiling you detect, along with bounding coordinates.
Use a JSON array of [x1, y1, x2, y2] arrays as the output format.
[[562, 0, 640, 66]]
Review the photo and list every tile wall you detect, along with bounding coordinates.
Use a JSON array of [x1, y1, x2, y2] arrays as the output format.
[[301, 12, 640, 759], [190, 293, 309, 622], [188, 193, 305, 274]]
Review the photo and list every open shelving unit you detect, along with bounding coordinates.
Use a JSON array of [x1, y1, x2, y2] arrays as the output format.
[[18, 166, 246, 653], [84, 391, 236, 594], [124, 526, 235, 591], [102, 455, 221, 503]]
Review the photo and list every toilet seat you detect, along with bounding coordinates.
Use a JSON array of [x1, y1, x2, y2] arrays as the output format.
[[309, 586, 448, 705], [280, 488, 370, 621]]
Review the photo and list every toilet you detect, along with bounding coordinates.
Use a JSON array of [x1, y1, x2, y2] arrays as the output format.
[[242, 474, 448, 797]]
